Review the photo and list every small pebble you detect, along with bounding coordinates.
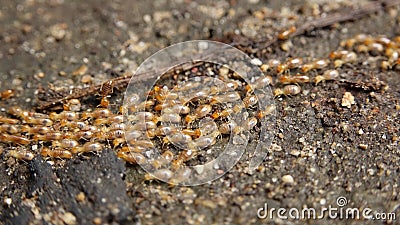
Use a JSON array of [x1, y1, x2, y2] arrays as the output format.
[[72, 65, 88, 76], [3, 197, 12, 206], [21, 24, 32, 34], [101, 62, 112, 70], [260, 64, 269, 72], [75, 192, 85, 202], [359, 144, 368, 150], [250, 58, 262, 66], [60, 212, 76, 225], [367, 168, 375, 175], [93, 217, 102, 225], [12, 78, 22, 86], [341, 92, 355, 108], [36, 72, 45, 78], [143, 14, 152, 23], [281, 40, 293, 51], [194, 165, 204, 174], [50, 23, 68, 41], [282, 174, 294, 184], [81, 75, 92, 84], [290, 149, 300, 157], [219, 66, 229, 76], [270, 143, 282, 152], [58, 71, 67, 76]]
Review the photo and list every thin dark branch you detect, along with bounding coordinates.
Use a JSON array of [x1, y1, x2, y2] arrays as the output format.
[[36, 61, 205, 111], [239, 0, 400, 50], [294, 0, 400, 36]]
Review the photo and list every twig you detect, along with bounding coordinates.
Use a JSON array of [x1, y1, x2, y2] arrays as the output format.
[[237, 0, 400, 51], [36, 61, 205, 111], [36, 75, 131, 111], [294, 0, 400, 36]]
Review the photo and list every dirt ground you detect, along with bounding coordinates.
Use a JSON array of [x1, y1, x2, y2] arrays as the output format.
[[0, 0, 399, 225]]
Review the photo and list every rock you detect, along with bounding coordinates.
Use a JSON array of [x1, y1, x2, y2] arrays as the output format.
[[341, 92, 355, 108], [282, 174, 295, 184], [3, 150, 136, 224], [60, 212, 77, 225]]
